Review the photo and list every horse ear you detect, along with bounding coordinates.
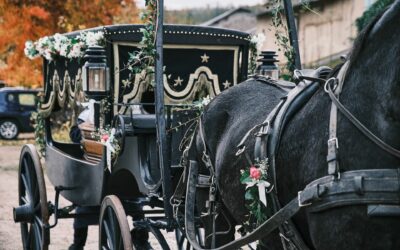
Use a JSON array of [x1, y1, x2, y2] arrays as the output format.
[[370, 1, 400, 38]]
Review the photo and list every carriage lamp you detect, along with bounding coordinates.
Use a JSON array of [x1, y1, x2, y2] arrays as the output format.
[[82, 46, 109, 100], [256, 51, 280, 79]]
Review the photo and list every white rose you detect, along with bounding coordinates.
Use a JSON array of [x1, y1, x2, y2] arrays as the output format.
[[44, 50, 53, 61], [25, 41, 34, 49], [60, 43, 70, 57], [68, 43, 83, 58]]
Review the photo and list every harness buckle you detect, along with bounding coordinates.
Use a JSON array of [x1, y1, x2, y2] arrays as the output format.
[[328, 137, 339, 149], [236, 146, 246, 156], [255, 122, 270, 137], [298, 191, 312, 207]]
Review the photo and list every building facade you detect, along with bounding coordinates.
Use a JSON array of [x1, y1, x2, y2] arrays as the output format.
[[257, 0, 373, 66], [201, 8, 257, 33]]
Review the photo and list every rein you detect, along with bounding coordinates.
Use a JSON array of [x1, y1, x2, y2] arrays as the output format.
[[325, 77, 400, 161]]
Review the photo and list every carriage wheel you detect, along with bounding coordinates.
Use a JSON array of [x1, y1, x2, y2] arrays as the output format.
[[14, 144, 49, 250], [99, 195, 133, 250]]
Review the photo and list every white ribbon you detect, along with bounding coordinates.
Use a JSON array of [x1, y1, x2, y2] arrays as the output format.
[[81, 99, 96, 124], [258, 181, 269, 206], [103, 128, 116, 172], [246, 180, 271, 207]]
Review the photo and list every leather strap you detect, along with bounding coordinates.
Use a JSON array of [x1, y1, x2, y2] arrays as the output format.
[[300, 168, 400, 212], [326, 80, 400, 159], [326, 61, 350, 176]]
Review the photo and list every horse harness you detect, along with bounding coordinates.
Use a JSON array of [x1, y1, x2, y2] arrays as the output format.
[[180, 62, 400, 250]]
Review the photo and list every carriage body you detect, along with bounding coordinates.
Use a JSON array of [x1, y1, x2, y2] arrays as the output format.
[[40, 24, 251, 206]]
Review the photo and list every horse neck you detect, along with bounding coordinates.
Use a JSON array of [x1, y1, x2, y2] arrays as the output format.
[[337, 3, 400, 170]]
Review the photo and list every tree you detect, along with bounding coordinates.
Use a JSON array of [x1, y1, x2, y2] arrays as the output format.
[[355, 0, 394, 33], [0, 0, 140, 87]]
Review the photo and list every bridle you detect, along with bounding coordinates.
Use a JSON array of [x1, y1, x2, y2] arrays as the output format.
[[325, 62, 400, 179]]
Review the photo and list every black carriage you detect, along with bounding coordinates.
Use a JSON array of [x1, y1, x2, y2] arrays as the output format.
[[13, 23, 251, 249]]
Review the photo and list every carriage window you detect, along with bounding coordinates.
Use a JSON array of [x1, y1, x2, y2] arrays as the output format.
[[18, 93, 36, 106]]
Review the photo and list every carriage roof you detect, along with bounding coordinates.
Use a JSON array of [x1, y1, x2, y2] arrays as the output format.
[[64, 24, 251, 45]]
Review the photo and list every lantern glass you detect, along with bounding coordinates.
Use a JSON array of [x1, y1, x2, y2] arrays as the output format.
[[88, 67, 106, 92], [262, 68, 279, 79]]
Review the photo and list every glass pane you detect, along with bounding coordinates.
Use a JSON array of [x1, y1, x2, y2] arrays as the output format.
[[18, 93, 36, 106], [88, 68, 106, 92]]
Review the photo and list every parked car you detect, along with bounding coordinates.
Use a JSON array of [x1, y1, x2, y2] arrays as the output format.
[[0, 88, 39, 139]]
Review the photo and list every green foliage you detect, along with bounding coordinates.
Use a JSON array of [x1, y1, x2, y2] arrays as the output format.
[[249, 41, 258, 75], [31, 97, 46, 157], [356, 0, 394, 33], [269, 0, 297, 81], [126, 0, 157, 78]]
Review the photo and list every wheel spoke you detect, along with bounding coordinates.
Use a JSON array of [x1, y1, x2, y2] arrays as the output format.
[[26, 156, 38, 203], [103, 219, 115, 250], [20, 174, 31, 203], [28, 224, 33, 249], [21, 195, 29, 204], [107, 208, 118, 249], [33, 222, 41, 250], [109, 210, 121, 250]]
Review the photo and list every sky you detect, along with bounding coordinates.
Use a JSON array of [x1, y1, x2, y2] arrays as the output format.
[[136, 0, 266, 10]]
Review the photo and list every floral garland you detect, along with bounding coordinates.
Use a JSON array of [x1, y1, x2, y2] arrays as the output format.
[[240, 158, 273, 227], [125, 0, 157, 77], [270, 0, 296, 81], [24, 31, 105, 61], [249, 33, 266, 75]]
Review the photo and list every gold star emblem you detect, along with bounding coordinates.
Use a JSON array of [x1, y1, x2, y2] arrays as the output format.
[[174, 76, 184, 87], [201, 53, 210, 63], [223, 80, 231, 89]]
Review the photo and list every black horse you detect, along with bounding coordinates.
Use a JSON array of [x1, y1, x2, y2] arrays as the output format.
[[189, 1, 400, 249]]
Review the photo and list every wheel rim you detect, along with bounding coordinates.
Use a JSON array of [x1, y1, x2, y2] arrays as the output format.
[[0, 121, 18, 139], [99, 195, 132, 250], [18, 144, 49, 250]]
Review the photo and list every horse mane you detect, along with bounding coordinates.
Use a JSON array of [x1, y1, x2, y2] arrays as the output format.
[[348, 5, 390, 66]]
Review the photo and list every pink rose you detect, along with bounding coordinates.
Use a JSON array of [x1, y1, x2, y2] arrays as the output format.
[[102, 134, 109, 142], [250, 166, 262, 180]]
